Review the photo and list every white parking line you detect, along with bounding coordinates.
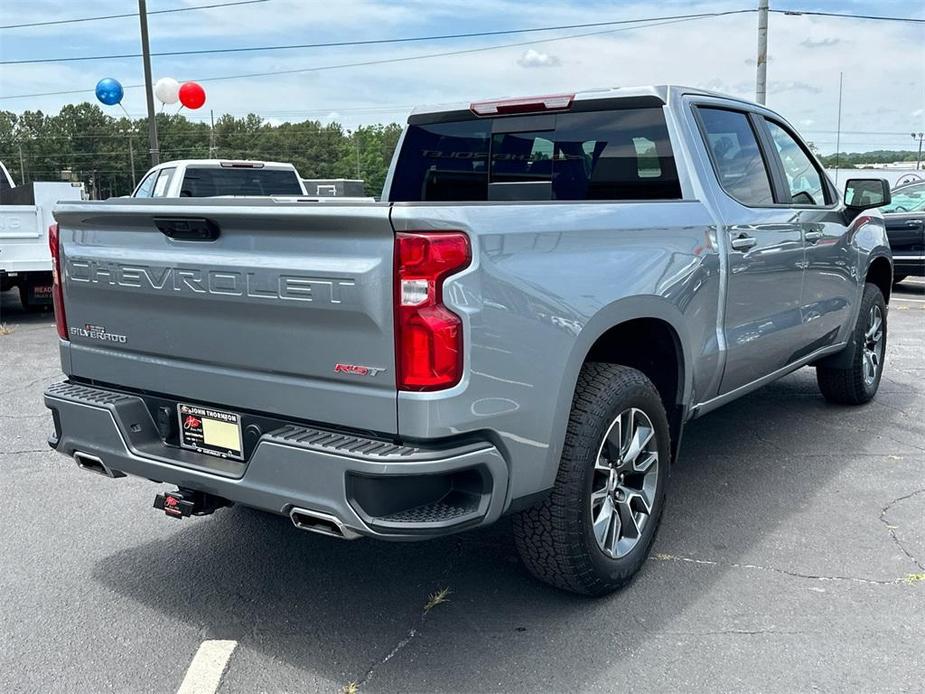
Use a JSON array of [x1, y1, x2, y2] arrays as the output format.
[[177, 640, 238, 694], [893, 297, 925, 304]]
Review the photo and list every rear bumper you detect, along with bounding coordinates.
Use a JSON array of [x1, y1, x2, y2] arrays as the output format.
[[44, 381, 509, 540]]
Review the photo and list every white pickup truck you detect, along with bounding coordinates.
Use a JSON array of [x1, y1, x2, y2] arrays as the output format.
[[0, 164, 85, 310], [131, 159, 308, 198]]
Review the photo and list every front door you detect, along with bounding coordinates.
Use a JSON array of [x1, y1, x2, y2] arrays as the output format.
[[759, 117, 854, 351]]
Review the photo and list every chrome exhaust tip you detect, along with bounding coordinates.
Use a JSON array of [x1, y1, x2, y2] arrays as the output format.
[[289, 507, 359, 540], [74, 451, 125, 478]]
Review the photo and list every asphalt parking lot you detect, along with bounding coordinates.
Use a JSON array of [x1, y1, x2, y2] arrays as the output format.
[[1, 280, 923, 694]]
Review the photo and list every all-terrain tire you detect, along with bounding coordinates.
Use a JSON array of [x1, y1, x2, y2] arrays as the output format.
[[512, 363, 670, 595], [816, 283, 887, 405]]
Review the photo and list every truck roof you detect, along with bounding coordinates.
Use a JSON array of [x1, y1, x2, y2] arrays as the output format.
[[149, 159, 299, 171], [408, 84, 755, 121]]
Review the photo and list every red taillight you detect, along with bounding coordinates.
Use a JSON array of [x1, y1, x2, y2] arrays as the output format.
[[469, 93, 574, 116], [48, 223, 68, 340], [394, 232, 470, 391]]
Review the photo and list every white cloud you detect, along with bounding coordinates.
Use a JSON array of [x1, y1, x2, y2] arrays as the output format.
[[800, 37, 841, 48], [517, 49, 561, 68]]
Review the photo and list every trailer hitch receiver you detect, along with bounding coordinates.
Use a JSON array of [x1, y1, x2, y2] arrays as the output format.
[[153, 488, 229, 518]]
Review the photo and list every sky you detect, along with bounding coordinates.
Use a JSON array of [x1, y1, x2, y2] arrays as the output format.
[[0, 0, 923, 154]]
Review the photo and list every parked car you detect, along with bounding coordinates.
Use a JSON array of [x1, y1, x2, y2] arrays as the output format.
[[45, 86, 893, 595], [0, 167, 85, 310], [132, 159, 307, 198], [881, 181, 925, 283]]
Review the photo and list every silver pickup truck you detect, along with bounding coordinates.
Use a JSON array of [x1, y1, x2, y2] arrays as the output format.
[[44, 86, 893, 595]]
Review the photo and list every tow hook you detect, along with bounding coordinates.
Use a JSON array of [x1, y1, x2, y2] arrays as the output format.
[[153, 488, 230, 518]]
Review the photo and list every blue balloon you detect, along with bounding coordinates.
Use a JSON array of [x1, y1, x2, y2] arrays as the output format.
[[95, 78, 123, 106]]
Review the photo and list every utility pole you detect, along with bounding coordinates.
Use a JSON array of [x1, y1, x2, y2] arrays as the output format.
[[755, 0, 769, 105], [138, 0, 159, 165], [128, 135, 137, 187], [209, 109, 216, 157], [913, 132, 924, 171], [18, 143, 25, 185], [834, 72, 843, 184], [355, 135, 361, 179]]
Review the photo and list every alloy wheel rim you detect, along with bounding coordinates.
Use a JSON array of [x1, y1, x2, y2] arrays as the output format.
[[862, 304, 884, 387], [590, 407, 659, 559]]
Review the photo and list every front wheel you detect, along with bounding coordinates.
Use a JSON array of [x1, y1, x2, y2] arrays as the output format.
[[512, 363, 670, 595], [816, 283, 886, 405]]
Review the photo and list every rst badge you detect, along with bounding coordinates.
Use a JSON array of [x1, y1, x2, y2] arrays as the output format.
[[334, 363, 386, 377]]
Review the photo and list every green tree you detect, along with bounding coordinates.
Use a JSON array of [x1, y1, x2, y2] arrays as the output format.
[[1, 102, 403, 199]]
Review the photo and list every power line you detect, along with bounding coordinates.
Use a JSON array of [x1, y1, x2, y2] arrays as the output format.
[[0, 12, 741, 99], [0, 0, 270, 31], [0, 9, 755, 65], [771, 8, 925, 23]]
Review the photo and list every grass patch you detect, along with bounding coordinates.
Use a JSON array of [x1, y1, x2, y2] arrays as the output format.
[[903, 573, 925, 585], [0, 323, 14, 336], [340, 681, 359, 694]]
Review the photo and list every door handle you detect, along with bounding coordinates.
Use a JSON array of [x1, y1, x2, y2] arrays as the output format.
[[804, 230, 824, 243], [905, 220, 924, 228], [730, 234, 758, 251]]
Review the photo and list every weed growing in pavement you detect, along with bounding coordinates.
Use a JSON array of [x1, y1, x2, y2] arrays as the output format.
[[424, 586, 452, 612]]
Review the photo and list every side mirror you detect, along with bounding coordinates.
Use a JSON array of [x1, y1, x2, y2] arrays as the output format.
[[844, 178, 891, 210]]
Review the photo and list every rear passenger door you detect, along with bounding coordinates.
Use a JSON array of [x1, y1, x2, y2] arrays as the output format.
[[693, 104, 806, 394]]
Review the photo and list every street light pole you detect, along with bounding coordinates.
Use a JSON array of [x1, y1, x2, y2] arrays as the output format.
[[755, 0, 769, 105], [138, 0, 159, 166], [913, 132, 924, 171]]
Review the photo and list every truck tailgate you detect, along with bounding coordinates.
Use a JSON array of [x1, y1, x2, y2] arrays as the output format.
[[53, 199, 397, 433]]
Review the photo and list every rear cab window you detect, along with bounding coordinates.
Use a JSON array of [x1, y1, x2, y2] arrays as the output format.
[[152, 167, 176, 198], [389, 103, 682, 202], [180, 167, 303, 197]]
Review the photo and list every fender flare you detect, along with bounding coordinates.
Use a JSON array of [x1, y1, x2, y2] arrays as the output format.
[[541, 296, 694, 484]]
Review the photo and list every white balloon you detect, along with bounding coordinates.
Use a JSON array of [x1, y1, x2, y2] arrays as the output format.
[[154, 77, 180, 105]]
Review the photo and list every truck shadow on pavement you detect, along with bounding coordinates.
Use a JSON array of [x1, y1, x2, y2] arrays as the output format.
[[90, 368, 918, 692], [0, 289, 54, 327]]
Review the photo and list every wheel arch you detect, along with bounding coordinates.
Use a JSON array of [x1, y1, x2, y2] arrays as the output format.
[[553, 298, 693, 466], [865, 254, 893, 304]]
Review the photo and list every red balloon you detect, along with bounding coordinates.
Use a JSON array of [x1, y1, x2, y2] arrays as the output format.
[[178, 81, 206, 109]]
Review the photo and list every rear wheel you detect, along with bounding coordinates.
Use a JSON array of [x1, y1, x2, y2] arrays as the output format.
[[816, 283, 886, 405], [512, 363, 669, 595]]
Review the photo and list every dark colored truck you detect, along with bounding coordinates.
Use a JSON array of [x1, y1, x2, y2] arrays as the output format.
[[44, 86, 893, 594], [880, 180, 925, 283]]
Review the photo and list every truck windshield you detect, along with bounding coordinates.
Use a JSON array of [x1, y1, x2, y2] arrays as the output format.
[[389, 107, 681, 202], [180, 167, 302, 197]]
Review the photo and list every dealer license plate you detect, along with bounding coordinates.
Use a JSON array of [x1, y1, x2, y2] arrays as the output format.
[[177, 403, 244, 461]]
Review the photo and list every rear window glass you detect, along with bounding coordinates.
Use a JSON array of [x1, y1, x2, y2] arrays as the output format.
[[389, 107, 681, 202], [180, 167, 302, 197], [697, 108, 774, 207]]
